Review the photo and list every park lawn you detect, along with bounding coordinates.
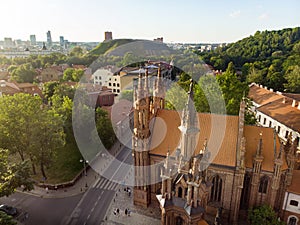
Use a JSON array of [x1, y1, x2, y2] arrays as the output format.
[[30, 140, 83, 184]]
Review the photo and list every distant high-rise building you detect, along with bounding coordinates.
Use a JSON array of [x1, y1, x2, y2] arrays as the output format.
[[30, 35, 36, 46], [59, 36, 64, 47], [104, 31, 112, 41], [46, 30, 52, 46], [4, 37, 14, 48]]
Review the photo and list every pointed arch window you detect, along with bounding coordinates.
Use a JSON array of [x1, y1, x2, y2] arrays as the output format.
[[211, 175, 222, 202], [240, 173, 251, 209], [176, 216, 184, 225], [259, 176, 268, 194], [288, 216, 298, 225], [178, 187, 183, 198]]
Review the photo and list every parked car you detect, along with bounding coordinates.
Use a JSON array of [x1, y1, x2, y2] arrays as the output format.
[[0, 204, 18, 216]]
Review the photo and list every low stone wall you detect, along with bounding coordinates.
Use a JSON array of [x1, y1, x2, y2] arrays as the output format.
[[36, 166, 90, 190]]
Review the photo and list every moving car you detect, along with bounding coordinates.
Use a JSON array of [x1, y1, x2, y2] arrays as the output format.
[[0, 204, 18, 216]]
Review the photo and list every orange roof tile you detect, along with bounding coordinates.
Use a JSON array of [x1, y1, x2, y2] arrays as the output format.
[[198, 220, 209, 225], [149, 109, 288, 172], [244, 125, 288, 172], [287, 170, 300, 194], [149, 109, 239, 168], [248, 85, 283, 106], [257, 98, 300, 133]]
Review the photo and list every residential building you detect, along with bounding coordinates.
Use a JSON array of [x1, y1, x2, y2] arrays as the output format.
[[132, 71, 297, 224], [282, 170, 300, 225], [37, 66, 64, 82], [0, 80, 42, 97], [93, 68, 114, 86], [248, 83, 300, 151]]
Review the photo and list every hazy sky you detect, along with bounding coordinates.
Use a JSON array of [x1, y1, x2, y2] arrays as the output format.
[[1, 0, 299, 43]]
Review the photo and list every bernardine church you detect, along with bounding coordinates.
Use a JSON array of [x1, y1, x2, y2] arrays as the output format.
[[131, 68, 297, 225]]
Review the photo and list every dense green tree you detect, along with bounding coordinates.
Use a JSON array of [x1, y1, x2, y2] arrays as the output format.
[[30, 110, 65, 179], [11, 63, 37, 83], [284, 65, 300, 93], [248, 205, 284, 225], [216, 62, 248, 115], [95, 107, 116, 150], [120, 90, 133, 102], [69, 46, 84, 57], [0, 148, 34, 197], [0, 211, 16, 225], [165, 82, 188, 111], [195, 74, 225, 114], [0, 94, 65, 178], [42, 81, 60, 102], [62, 68, 84, 82]]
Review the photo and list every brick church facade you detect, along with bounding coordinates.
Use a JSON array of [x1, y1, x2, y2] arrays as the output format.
[[132, 68, 297, 224]]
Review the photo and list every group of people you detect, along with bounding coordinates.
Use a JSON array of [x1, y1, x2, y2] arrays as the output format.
[[113, 207, 131, 217], [124, 187, 131, 197]]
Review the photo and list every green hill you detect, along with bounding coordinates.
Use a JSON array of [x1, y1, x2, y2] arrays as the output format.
[[87, 39, 136, 57], [199, 27, 300, 70], [198, 27, 300, 93]]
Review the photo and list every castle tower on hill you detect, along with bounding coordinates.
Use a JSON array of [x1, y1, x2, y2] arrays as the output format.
[[132, 66, 295, 224], [104, 31, 112, 41]]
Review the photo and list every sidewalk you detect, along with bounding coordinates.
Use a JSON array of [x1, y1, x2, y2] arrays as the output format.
[[18, 141, 124, 198], [102, 187, 161, 225]]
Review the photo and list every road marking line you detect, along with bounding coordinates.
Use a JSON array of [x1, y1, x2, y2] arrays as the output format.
[[103, 180, 111, 190], [97, 178, 105, 189], [107, 182, 115, 190]]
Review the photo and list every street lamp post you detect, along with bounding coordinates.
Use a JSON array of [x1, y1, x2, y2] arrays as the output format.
[[80, 159, 88, 176]]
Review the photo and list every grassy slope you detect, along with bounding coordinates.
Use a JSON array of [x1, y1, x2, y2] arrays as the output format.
[[87, 39, 135, 57]]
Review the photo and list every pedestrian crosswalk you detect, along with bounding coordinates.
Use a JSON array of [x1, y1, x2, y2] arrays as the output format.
[[92, 177, 119, 191]]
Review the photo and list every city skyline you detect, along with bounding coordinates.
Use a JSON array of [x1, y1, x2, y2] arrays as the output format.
[[0, 0, 299, 43]]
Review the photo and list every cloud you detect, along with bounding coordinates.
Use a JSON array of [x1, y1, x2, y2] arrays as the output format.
[[229, 10, 241, 18], [259, 13, 269, 20]]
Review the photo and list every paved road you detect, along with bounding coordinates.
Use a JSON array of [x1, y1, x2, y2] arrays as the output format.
[[0, 141, 133, 225], [67, 144, 133, 225], [0, 192, 82, 225]]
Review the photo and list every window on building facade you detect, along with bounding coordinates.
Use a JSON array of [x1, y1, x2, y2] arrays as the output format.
[[258, 115, 261, 122], [109, 82, 111, 86], [240, 173, 251, 209], [113, 83, 116, 87], [263, 118, 266, 125], [113, 89, 116, 92], [211, 175, 222, 202], [178, 187, 183, 198], [117, 89, 120, 93], [117, 83, 120, 87], [277, 126, 281, 134], [176, 216, 184, 225], [269, 121, 272, 127], [288, 216, 297, 225], [290, 200, 299, 207], [285, 131, 290, 138], [258, 176, 268, 194]]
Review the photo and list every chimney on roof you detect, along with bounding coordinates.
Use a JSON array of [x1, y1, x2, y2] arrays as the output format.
[[260, 85, 263, 88], [292, 99, 297, 107], [270, 88, 273, 92], [282, 97, 286, 104], [264, 86, 268, 90]]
